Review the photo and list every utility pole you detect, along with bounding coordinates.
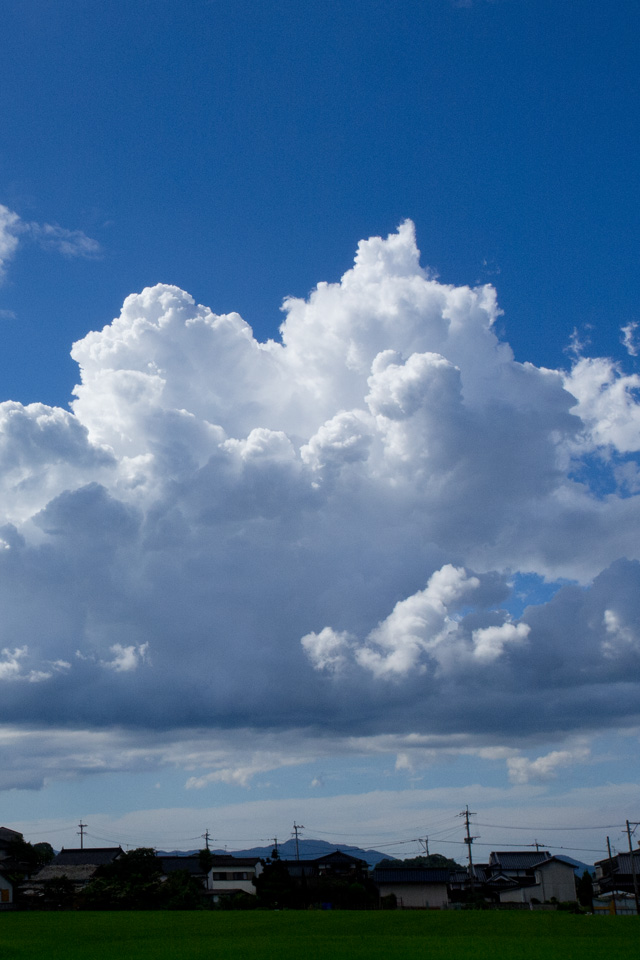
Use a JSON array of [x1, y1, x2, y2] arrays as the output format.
[[292, 822, 304, 861], [202, 829, 211, 851], [459, 807, 478, 892], [77, 821, 87, 849], [272, 837, 279, 857], [419, 836, 430, 857], [606, 837, 617, 915], [625, 820, 640, 916]]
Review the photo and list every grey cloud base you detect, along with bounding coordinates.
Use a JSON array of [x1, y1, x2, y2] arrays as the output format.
[[0, 222, 639, 782]]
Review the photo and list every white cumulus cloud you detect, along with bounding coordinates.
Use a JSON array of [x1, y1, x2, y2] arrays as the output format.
[[0, 221, 639, 792]]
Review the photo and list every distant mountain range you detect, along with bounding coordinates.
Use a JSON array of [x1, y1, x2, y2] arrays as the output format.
[[554, 855, 595, 876], [157, 837, 388, 868]]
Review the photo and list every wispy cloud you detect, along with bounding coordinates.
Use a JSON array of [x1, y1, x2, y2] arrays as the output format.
[[25, 220, 102, 259], [621, 321, 639, 357], [507, 745, 591, 785], [0, 205, 20, 281], [0, 203, 101, 284]]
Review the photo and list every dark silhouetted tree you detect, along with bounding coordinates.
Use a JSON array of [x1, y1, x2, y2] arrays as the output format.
[[576, 869, 594, 908]]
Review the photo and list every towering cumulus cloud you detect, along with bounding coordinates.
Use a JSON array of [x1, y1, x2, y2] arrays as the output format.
[[1, 221, 639, 789]]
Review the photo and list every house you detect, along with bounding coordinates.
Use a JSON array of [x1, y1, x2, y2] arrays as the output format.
[[205, 854, 263, 901], [257, 849, 374, 908], [0, 826, 24, 861], [284, 849, 369, 881], [488, 850, 552, 879], [448, 852, 576, 905], [371, 866, 450, 909], [485, 852, 577, 904], [22, 846, 124, 903], [594, 849, 640, 900]]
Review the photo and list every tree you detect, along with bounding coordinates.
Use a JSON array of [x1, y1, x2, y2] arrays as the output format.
[[576, 869, 594, 908], [156, 869, 206, 910], [198, 847, 214, 875], [42, 875, 75, 910], [253, 851, 303, 909], [33, 842, 55, 865], [4, 838, 55, 883], [81, 848, 162, 910]]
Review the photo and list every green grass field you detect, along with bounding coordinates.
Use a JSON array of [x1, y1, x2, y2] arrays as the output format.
[[0, 911, 636, 960]]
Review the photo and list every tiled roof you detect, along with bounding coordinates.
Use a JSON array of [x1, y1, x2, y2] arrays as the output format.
[[613, 852, 640, 874], [31, 863, 101, 884], [52, 847, 123, 866], [312, 850, 368, 866], [489, 852, 550, 870], [0, 826, 23, 844]]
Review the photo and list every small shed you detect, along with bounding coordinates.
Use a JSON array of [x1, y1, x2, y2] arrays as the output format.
[[371, 867, 450, 909]]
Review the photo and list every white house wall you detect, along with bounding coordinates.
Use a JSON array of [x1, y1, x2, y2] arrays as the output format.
[[376, 882, 449, 909]]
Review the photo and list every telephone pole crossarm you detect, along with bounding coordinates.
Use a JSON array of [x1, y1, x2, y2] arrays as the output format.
[[292, 822, 305, 861], [77, 821, 87, 850]]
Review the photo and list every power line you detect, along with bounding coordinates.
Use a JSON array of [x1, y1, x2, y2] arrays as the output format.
[[475, 821, 625, 832], [441, 838, 607, 855]]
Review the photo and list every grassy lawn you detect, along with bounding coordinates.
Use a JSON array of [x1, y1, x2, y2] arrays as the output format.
[[0, 911, 637, 960]]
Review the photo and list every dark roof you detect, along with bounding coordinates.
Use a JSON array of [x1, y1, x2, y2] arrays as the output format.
[[595, 848, 640, 869], [611, 852, 640, 874], [159, 856, 206, 876], [312, 850, 368, 866], [486, 873, 529, 888], [489, 851, 551, 870], [209, 855, 261, 867], [372, 868, 450, 884], [532, 856, 575, 870], [53, 847, 123, 866], [0, 826, 23, 845]]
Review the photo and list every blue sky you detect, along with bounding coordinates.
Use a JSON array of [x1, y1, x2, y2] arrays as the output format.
[[1, 0, 640, 862]]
